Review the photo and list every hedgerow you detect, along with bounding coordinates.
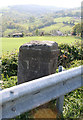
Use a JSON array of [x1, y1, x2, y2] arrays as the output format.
[[1, 50, 18, 77], [1, 43, 82, 77]]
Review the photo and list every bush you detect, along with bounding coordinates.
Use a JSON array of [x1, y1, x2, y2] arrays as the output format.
[[1, 50, 18, 77], [1, 43, 82, 77], [58, 43, 82, 67], [1, 74, 17, 89]]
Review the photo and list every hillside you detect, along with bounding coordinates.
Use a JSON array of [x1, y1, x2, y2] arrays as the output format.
[[0, 5, 81, 37], [0, 5, 65, 15]]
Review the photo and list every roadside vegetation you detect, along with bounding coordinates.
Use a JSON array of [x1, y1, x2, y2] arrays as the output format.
[[0, 40, 83, 119]]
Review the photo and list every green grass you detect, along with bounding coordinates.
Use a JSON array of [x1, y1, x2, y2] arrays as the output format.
[[54, 17, 72, 22], [40, 22, 73, 33], [39, 16, 79, 33], [60, 25, 72, 33], [54, 17, 80, 23], [41, 23, 64, 32], [1, 36, 81, 53]]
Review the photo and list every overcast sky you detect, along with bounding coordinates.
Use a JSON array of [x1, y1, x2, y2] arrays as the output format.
[[0, 0, 82, 8]]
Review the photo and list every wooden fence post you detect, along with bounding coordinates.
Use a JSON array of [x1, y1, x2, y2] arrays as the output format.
[[56, 66, 64, 114]]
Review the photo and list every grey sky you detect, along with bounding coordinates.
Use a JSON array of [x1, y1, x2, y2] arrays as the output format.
[[0, 0, 82, 8]]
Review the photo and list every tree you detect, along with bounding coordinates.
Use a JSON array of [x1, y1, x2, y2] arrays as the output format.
[[28, 27, 32, 32], [72, 23, 81, 36], [35, 29, 39, 36], [29, 16, 35, 23], [81, 23, 83, 37]]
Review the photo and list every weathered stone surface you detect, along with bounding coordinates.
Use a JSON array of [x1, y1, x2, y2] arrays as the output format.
[[18, 41, 59, 84]]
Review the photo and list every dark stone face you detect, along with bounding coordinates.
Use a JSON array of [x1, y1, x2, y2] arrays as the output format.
[[18, 41, 59, 84]]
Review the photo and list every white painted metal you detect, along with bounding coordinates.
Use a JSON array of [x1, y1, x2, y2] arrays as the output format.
[[0, 66, 83, 119]]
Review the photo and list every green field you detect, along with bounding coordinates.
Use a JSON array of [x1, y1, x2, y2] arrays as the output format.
[[54, 17, 80, 23], [41, 23, 64, 32], [40, 17, 80, 33], [41, 23, 72, 33], [1, 36, 81, 54]]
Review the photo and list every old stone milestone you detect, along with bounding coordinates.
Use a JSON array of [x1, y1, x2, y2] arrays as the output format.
[[18, 41, 59, 84]]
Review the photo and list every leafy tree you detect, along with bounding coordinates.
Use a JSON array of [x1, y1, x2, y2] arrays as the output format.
[[29, 16, 35, 23], [28, 27, 33, 32], [81, 22, 83, 37], [35, 29, 39, 36], [72, 23, 81, 36]]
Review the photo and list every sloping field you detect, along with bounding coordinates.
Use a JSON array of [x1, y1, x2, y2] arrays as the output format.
[[54, 17, 80, 23], [40, 17, 80, 33], [41, 23, 64, 32], [60, 25, 72, 33]]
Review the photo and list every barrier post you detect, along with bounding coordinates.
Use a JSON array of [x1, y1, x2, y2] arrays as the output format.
[[56, 66, 64, 114]]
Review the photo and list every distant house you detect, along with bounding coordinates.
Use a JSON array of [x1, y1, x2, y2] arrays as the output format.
[[51, 30, 63, 36], [12, 33, 24, 37], [56, 30, 63, 36]]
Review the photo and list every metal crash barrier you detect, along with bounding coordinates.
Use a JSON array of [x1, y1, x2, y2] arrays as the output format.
[[0, 66, 83, 119]]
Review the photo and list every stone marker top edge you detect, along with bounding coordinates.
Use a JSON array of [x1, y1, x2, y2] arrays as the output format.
[[20, 40, 58, 50]]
